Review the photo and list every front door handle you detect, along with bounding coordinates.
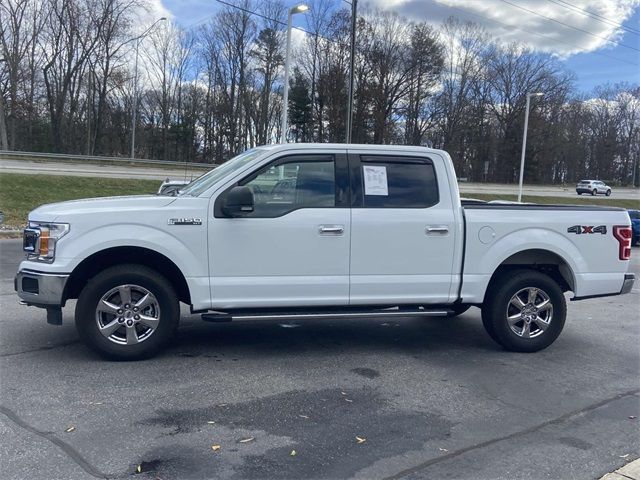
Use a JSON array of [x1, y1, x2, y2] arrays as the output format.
[[319, 225, 344, 235], [425, 226, 449, 235]]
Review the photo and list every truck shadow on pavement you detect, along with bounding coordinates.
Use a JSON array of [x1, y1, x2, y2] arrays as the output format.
[[168, 310, 498, 359]]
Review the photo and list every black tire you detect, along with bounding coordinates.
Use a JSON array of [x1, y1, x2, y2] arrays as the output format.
[[75, 264, 180, 360], [446, 304, 471, 318], [481, 308, 499, 343], [481, 270, 566, 352], [592, 189, 597, 196], [606, 190, 611, 197]]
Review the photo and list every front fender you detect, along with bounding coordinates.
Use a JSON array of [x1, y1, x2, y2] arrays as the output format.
[[21, 223, 208, 280]]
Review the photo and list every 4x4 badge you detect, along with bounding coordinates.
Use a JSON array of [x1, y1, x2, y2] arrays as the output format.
[[567, 225, 606, 235], [168, 218, 202, 225]]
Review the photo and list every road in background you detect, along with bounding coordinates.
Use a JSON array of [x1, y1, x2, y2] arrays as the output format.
[[458, 182, 639, 200], [0, 159, 208, 182], [2, 158, 638, 199], [0, 239, 638, 480]]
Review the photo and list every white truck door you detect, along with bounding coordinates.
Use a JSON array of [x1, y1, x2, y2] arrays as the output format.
[[208, 152, 351, 309], [348, 151, 457, 304]]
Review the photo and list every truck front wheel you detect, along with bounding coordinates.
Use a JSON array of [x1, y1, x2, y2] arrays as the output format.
[[482, 270, 566, 352], [75, 264, 180, 360]]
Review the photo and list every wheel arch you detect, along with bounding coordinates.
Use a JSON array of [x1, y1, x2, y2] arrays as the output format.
[[484, 248, 576, 301], [63, 246, 191, 305]]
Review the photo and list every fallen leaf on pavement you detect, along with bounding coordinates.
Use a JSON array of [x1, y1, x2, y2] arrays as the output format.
[[345, 398, 353, 403], [341, 392, 347, 395], [239, 437, 255, 443], [620, 454, 629, 458], [65, 426, 75, 433], [211, 445, 221, 452], [629, 416, 637, 419], [298, 414, 309, 419], [290, 450, 296, 456], [136, 465, 142, 473], [439, 447, 448, 452], [206, 421, 216, 424], [356, 436, 366, 444]]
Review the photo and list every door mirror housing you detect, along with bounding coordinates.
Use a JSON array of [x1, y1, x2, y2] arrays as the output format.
[[223, 186, 255, 217]]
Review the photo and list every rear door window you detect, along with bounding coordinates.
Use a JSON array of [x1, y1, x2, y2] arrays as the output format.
[[356, 156, 439, 208]]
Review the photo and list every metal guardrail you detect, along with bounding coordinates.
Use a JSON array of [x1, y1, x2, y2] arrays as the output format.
[[0, 150, 213, 169]]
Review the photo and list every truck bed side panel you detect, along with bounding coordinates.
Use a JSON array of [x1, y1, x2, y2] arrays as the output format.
[[461, 205, 631, 303]]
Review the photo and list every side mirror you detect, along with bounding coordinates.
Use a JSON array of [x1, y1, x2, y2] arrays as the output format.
[[222, 185, 254, 217]]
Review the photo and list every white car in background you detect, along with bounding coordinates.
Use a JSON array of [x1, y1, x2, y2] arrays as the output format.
[[576, 180, 612, 196], [158, 178, 190, 196]]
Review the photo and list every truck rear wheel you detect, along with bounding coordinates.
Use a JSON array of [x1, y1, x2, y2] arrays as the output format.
[[482, 270, 566, 352], [75, 264, 179, 360]]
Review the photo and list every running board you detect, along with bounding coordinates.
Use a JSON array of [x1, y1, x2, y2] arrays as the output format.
[[201, 308, 452, 323]]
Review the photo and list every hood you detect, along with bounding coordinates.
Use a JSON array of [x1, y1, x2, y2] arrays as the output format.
[[29, 195, 177, 222]]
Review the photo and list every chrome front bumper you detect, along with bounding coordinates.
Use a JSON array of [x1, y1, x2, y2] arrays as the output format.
[[15, 269, 69, 307], [620, 273, 635, 295]]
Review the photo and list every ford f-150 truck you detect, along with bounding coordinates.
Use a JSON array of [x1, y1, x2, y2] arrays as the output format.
[[15, 144, 635, 359]]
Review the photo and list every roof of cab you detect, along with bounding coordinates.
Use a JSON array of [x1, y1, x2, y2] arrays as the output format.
[[259, 143, 446, 155]]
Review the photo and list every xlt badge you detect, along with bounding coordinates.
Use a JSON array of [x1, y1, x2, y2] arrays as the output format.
[[168, 218, 202, 226]]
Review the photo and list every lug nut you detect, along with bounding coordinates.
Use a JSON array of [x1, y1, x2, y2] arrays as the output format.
[[124, 304, 130, 309], [117, 317, 124, 323], [134, 315, 140, 320], [133, 307, 138, 312], [126, 320, 133, 326], [117, 309, 123, 314]]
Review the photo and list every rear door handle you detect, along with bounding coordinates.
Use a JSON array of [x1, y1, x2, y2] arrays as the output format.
[[319, 225, 344, 235], [425, 226, 449, 235]]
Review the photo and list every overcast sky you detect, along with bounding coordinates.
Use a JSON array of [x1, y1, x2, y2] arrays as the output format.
[[152, 0, 640, 92]]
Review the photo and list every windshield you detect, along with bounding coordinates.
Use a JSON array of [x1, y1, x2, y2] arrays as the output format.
[[179, 147, 269, 197]]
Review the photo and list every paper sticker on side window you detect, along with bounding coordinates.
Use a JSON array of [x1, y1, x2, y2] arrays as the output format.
[[363, 165, 388, 196]]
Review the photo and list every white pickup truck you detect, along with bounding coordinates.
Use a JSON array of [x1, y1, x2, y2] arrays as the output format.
[[15, 144, 635, 359]]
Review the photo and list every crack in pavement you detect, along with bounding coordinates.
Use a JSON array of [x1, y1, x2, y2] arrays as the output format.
[[0, 340, 79, 358], [0, 405, 111, 479], [384, 389, 640, 480]]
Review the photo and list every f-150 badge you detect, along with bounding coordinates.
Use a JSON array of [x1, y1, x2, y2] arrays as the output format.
[[567, 225, 606, 234], [168, 218, 202, 225]]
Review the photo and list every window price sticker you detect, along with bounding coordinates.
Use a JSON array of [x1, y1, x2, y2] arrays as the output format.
[[363, 165, 388, 196]]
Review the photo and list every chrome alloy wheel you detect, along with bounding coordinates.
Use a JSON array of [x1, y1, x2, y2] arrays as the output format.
[[505, 287, 553, 339], [95, 284, 161, 345]]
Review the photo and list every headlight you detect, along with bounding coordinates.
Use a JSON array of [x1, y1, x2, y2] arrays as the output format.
[[23, 222, 70, 263]]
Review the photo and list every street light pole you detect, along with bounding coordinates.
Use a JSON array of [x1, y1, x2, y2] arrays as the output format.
[[280, 4, 309, 144], [345, 0, 357, 144], [130, 17, 166, 159], [517, 92, 543, 203]]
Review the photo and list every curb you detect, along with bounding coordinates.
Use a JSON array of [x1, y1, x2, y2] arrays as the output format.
[[600, 458, 640, 480]]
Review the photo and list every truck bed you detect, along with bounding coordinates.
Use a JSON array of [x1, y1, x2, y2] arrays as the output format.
[[459, 202, 631, 303]]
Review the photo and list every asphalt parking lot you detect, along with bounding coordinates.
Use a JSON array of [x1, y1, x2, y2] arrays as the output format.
[[0, 239, 638, 480]]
